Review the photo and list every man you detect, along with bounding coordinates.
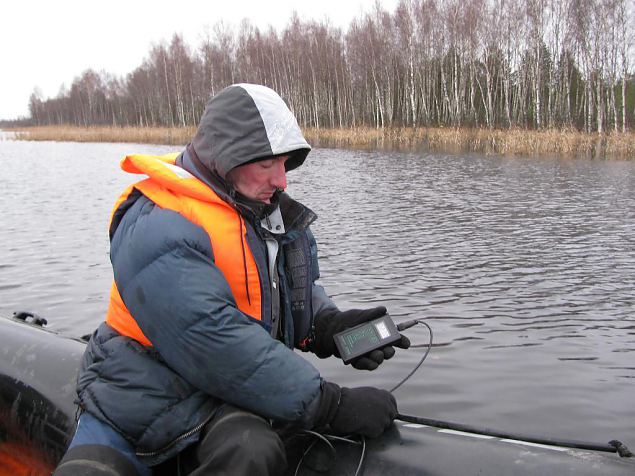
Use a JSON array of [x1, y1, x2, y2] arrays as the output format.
[[54, 84, 409, 476]]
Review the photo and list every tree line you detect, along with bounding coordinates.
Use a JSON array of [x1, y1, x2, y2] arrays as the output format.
[[28, 0, 634, 133]]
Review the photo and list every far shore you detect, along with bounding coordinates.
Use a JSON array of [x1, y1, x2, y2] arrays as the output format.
[[6, 125, 635, 160]]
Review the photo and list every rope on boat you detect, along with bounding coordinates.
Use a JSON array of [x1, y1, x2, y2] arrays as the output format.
[[396, 413, 633, 458]]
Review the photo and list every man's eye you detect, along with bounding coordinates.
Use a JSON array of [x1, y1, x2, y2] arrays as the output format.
[[259, 161, 274, 169]]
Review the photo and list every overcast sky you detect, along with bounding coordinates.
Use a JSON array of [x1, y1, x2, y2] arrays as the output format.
[[0, 0, 400, 120]]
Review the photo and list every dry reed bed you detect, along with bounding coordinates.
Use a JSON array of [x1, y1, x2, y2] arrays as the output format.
[[11, 126, 196, 145], [9, 125, 635, 159], [303, 127, 635, 159]]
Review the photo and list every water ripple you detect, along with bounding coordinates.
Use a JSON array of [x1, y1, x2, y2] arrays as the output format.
[[1, 142, 634, 447]]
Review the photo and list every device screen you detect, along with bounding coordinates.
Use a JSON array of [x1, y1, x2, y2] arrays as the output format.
[[339, 325, 380, 360]]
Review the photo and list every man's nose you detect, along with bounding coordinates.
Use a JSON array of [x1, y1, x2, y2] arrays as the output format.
[[271, 162, 287, 190]]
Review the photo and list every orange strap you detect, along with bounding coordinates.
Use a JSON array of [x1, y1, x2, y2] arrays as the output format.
[[106, 281, 152, 347], [105, 155, 262, 346]]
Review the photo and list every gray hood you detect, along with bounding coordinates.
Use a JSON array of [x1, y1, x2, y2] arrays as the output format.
[[191, 83, 311, 179]]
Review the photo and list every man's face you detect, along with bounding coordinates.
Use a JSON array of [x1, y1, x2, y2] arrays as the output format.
[[228, 155, 289, 203]]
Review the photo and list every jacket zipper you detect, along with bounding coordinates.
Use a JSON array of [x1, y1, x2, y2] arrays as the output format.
[[239, 217, 251, 305], [135, 412, 215, 458]]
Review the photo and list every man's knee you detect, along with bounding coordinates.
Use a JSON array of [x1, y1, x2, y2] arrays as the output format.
[[194, 406, 286, 474]]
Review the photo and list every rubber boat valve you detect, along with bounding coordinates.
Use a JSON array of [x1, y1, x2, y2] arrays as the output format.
[[609, 440, 633, 458], [13, 310, 48, 327]]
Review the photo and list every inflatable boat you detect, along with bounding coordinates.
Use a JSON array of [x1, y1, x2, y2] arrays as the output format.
[[1, 313, 633, 475]]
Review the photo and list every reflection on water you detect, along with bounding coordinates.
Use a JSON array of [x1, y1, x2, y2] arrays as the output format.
[[1, 141, 634, 448], [0, 130, 16, 140]]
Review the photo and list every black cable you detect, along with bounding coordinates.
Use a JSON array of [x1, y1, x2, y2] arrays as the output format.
[[324, 435, 362, 445], [395, 413, 633, 457], [390, 319, 433, 393], [293, 430, 365, 475], [294, 430, 338, 476], [353, 436, 366, 476], [293, 439, 320, 476]]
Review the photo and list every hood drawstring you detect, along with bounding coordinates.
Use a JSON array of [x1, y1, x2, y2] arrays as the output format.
[[238, 217, 251, 306]]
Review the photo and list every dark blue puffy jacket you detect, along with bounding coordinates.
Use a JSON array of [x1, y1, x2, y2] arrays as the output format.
[[76, 84, 338, 465]]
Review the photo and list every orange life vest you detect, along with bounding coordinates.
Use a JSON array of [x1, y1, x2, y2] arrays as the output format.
[[105, 153, 262, 346]]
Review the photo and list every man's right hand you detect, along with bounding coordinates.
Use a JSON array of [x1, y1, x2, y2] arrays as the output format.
[[314, 382, 397, 438], [330, 386, 397, 437]]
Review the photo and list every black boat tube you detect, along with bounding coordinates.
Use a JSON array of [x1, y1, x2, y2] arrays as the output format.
[[0, 315, 86, 472]]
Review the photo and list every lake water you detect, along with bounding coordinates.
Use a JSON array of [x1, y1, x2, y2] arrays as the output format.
[[1, 139, 633, 451]]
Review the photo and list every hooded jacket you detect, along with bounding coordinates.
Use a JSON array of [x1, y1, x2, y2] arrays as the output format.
[[76, 84, 338, 465]]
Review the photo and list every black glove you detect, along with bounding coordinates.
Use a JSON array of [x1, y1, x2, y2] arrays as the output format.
[[314, 381, 397, 438], [312, 306, 410, 370]]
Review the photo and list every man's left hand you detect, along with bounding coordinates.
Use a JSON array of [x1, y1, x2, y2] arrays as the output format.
[[312, 306, 410, 370], [349, 334, 410, 370]]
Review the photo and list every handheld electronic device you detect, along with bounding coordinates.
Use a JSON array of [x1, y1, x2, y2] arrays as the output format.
[[333, 314, 402, 364]]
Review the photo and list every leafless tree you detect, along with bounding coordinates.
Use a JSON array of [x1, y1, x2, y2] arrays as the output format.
[[29, 0, 633, 133]]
